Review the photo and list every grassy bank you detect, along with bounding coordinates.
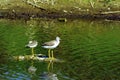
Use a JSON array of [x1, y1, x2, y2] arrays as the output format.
[[0, 0, 120, 20]]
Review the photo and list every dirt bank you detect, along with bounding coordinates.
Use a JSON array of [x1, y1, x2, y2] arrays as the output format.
[[0, 9, 120, 21]]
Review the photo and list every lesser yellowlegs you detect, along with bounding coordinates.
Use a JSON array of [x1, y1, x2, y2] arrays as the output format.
[[42, 37, 60, 59], [26, 40, 38, 56]]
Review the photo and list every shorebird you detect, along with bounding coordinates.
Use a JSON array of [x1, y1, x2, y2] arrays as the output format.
[[42, 37, 60, 59], [26, 40, 38, 56]]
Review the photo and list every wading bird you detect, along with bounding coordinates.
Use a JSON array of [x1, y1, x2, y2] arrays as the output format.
[[42, 37, 60, 59], [26, 40, 38, 56]]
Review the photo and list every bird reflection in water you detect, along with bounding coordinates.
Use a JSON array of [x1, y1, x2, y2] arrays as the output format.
[[40, 61, 58, 80], [28, 61, 37, 75]]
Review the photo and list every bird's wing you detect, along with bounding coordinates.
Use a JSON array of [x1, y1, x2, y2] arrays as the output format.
[[42, 40, 55, 46]]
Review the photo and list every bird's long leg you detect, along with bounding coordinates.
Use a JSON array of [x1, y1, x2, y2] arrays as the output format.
[[32, 48, 34, 56], [48, 49, 51, 58], [51, 50, 54, 59]]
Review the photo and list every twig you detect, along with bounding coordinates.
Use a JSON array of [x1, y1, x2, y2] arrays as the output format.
[[22, 0, 46, 11], [89, 0, 95, 8], [101, 11, 120, 14]]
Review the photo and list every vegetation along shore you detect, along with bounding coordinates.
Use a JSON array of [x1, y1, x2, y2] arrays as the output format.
[[0, 0, 120, 20]]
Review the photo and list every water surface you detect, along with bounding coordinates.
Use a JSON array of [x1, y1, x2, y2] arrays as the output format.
[[0, 19, 120, 80]]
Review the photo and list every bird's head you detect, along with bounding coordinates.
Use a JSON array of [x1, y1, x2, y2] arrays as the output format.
[[56, 36, 61, 41], [29, 41, 33, 43]]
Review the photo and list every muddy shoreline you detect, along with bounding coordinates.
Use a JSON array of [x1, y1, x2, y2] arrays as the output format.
[[0, 11, 120, 21]]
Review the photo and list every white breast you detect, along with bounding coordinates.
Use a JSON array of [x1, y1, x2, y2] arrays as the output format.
[[43, 40, 60, 49]]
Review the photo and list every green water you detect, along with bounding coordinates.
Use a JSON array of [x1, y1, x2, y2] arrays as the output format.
[[0, 19, 120, 80]]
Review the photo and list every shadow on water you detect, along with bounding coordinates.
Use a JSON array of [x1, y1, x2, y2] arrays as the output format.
[[0, 19, 120, 80]]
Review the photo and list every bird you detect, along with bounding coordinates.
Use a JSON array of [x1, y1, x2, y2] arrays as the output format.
[[26, 40, 38, 56], [42, 37, 60, 59]]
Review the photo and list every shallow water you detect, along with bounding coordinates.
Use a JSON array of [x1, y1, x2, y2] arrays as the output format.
[[0, 19, 120, 80]]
